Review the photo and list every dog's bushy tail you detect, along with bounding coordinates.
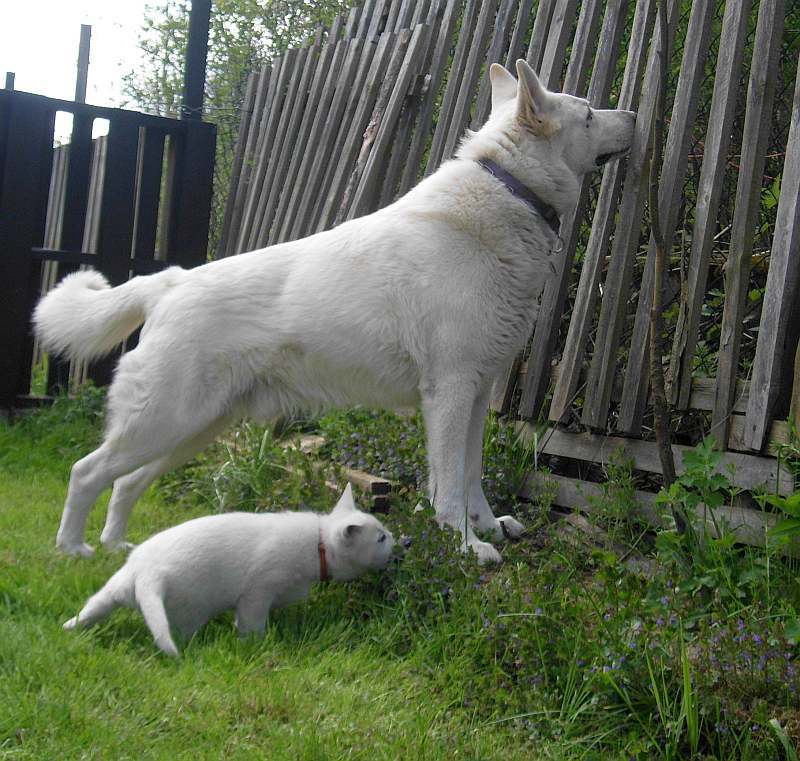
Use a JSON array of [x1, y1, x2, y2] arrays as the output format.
[[33, 267, 187, 362]]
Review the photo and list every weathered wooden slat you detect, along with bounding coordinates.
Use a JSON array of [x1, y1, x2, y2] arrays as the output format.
[[216, 68, 259, 258], [315, 35, 393, 232], [393, 0, 417, 30], [263, 45, 324, 244], [689, 376, 748, 413], [440, 0, 499, 163], [712, 0, 785, 447], [728, 416, 789, 455], [227, 65, 273, 255], [344, 25, 424, 219], [132, 128, 166, 260], [425, 0, 481, 174], [473, 0, 520, 127], [379, 2, 445, 205], [524, 0, 651, 422], [291, 38, 358, 238], [237, 54, 294, 254], [526, 0, 556, 73], [367, 0, 392, 39], [356, 0, 378, 38], [668, 0, 753, 409], [275, 40, 342, 242], [345, 3, 363, 37], [399, 0, 461, 193], [523, 472, 790, 550], [516, 423, 793, 495], [744, 51, 800, 451], [538, 0, 580, 90], [251, 45, 315, 248], [580, 0, 679, 429], [504, 0, 534, 69], [617, 0, 718, 433], [561, 0, 603, 95]]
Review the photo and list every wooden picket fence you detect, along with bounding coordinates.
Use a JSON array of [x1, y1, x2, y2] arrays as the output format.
[[218, 0, 800, 544]]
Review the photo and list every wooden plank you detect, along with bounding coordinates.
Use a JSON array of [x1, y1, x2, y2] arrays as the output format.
[[744, 51, 800, 450], [424, 0, 481, 174], [344, 26, 422, 220], [525, 0, 650, 422], [239, 49, 297, 253], [345, 4, 362, 37], [262, 44, 323, 245], [668, 0, 753, 410], [89, 114, 140, 387], [314, 35, 391, 232], [379, 4, 443, 206], [711, 0, 785, 447], [0, 97, 54, 407], [163, 120, 216, 268], [399, 0, 461, 193], [689, 376, 748, 414], [728, 416, 789, 455], [250, 45, 314, 248], [504, 0, 534, 70], [132, 127, 166, 260], [538, 0, 580, 90], [526, 0, 556, 73], [275, 41, 343, 242], [561, 0, 603, 95], [580, 0, 679, 429], [356, 0, 378, 38], [216, 68, 258, 258], [440, 0, 499, 164], [302, 35, 376, 237], [229, 62, 279, 255], [516, 423, 793, 495], [522, 472, 792, 551], [617, 0, 718, 433], [473, 0, 520, 128]]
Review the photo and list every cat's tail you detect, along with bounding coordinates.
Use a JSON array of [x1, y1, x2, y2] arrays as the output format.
[[33, 266, 187, 362], [64, 567, 130, 631]]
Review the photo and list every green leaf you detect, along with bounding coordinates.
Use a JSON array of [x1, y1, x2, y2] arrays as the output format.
[[769, 518, 800, 538]]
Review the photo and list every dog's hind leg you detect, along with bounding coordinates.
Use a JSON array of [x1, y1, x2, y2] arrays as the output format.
[[465, 385, 525, 542], [135, 580, 179, 657], [100, 415, 232, 552], [421, 374, 502, 564]]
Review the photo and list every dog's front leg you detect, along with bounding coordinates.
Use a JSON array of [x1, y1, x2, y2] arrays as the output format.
[[465, 385, 525, 542], [421, 376, 502, 564]]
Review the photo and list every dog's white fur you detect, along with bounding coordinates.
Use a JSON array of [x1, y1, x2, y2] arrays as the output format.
[[34, 61, 635, 564], [63, 484, 393, 656]]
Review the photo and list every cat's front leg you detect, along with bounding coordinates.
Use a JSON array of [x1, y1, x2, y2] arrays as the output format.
[[235, 593, 273, 637]]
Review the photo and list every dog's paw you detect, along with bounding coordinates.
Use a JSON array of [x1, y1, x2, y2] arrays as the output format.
[[497, 516, 525, 540], [467, 539, 503, 565], [57, 541, 95, 558], [101, 538, 135, 554], [63, 616, 78, 631]]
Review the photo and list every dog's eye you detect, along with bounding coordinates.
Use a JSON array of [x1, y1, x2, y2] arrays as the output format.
[[378, 533, 386, 543]]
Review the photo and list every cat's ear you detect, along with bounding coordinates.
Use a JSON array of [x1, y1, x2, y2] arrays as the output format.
[[341, 523, 363, 543], [332, 482, 356, 514]]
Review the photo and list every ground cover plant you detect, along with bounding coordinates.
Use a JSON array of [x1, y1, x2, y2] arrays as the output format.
[[2, 388, 799, 759]]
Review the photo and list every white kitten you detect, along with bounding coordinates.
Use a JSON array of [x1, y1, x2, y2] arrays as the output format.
[[63, 484, 394, 656]]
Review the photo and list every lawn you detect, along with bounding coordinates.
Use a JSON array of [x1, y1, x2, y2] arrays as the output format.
[[1, 390, 799, 759]]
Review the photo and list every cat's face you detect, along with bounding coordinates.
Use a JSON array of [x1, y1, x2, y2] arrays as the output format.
[[330, 484, 394, 572]]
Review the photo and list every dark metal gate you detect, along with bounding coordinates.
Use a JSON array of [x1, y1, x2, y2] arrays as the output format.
[[0, 89, 216, 409]]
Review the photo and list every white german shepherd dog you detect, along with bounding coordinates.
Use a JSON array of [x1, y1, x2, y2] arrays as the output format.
[[35, 61, 635, 564]]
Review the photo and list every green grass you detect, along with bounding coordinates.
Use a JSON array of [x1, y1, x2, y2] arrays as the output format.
[[2, 391, 800, 759]]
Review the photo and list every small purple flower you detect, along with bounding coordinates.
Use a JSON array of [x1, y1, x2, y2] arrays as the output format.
[[656, 617, 664, 627], [737, 619, 746, 633], [752, 633, 762, 646], [660, 596, 669, 606], [534, 607, 543, 616]]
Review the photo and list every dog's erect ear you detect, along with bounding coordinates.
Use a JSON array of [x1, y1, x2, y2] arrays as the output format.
[[333, 483, 356, 514], [515, 60, 554, 135], [489, 63, 517, 113]]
